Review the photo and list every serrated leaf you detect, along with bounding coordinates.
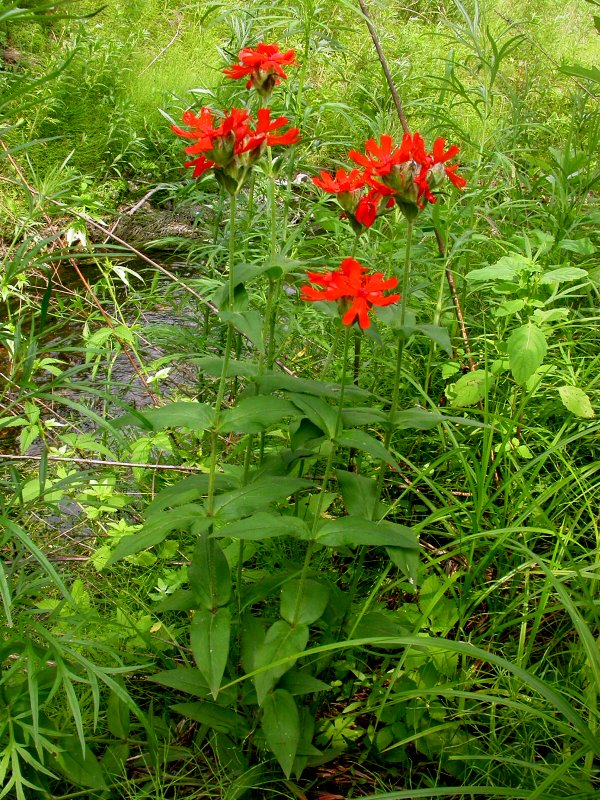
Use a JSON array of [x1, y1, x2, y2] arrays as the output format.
[[447, 370, 492, 407], [557, 386, 595, 418], [280, 579, 329, 625], [507, 323, 547, 385], [317, 516, 418, 549], [212, 512, 311, 541], [254, 620, 309, 705], [261, 689, 300, 778], [558, 237, 595, 256], [493, 298, 526, 318], [191, 607, 231, 699], [335, 429, 399, 469], [219, 397, 298, 434], [540, 267, 588, 284], [465, 255, 530, 282]]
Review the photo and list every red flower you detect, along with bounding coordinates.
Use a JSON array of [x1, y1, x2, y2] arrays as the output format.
[[171, 106, 300, 192], [348, 132, 466, 214], [431, 137, 467, 190], [223, 42, 299, 97], [301, 257, 399, 330], [355, 189, 395, 228], [239, 108, 300, 154], [312, 168, 366, 194]]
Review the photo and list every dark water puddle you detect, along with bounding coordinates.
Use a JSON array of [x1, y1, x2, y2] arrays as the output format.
[[0, 256, 205, 454]]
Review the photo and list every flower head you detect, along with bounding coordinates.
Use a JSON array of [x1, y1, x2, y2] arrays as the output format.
[[223, 42, 299, 97], [172, 106, 300, 193], [301, 257, 399, 330], [348, 132, 466, 217]]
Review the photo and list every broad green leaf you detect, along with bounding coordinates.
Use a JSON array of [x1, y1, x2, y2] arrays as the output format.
[[340, 407, 387, 426], [465, 254, 530, 282], [493, 298, 526, 318], [219, 310, 264, 350], [191, 607, 231, 699], [280, 579, 329, 625], [146, 474, 236, 515], [415, 324, 453, 355], [336, 469, 380, 518], [507, 323, 547, 385], [557, 385, 595, 418], [335, 429, 399, 469], [115, 401, 214, 431], [278, 670, 330, 696], [351, 610, 411, 641], [189, 537, 231, 609], [290, 394, 338, 438], [254, 371, 370, 400], [219, 397, 298, 434], [391, 407, 483, 429], [195, 356, 258, 378], [214, 478, 312, 521], [212, 512, 311, 541], [317, 517, 419, 549], [107, 506, 210, 564], [540, 267, 588, 284], [261, 689, 300, 778], [254, 620, 309, 705], [447, 370, 492, 407], [374, 305, 417, 333], [559, 63, 600, 84], [387, 546, 420, 585], [51, 741, 107, 790], [171, 701, 249, 737], [150, 668, 209, 697], [107, 689, 130, 739], [558, 238, 595, 256]]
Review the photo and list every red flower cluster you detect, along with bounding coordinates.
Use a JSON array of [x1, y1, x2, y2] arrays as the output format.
[[301, 257, 399, 330], [313, 132, 466, 227], [172, 107, 300, 194], [224, 42, 299, 97]]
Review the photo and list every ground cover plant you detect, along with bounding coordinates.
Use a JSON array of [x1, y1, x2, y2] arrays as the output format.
[[1, 0, 599, 798]]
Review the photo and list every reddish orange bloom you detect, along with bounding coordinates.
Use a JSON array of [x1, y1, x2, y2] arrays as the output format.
[[171, 106, 300, 191], [223, 42, 299, 97], [355, 189, 395, 228], [312, 168, 366, 194], [301, 257, 399, 330], [431, 138, 467, 190], [348, 132, 466, 214], [240, 108, 300, 155]]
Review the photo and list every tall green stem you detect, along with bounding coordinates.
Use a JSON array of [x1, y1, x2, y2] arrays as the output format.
[[264, 147, 281, 369], [292, 326, 352, 625], [206, 194, 238, 517], [376, 220, 413, 500]]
